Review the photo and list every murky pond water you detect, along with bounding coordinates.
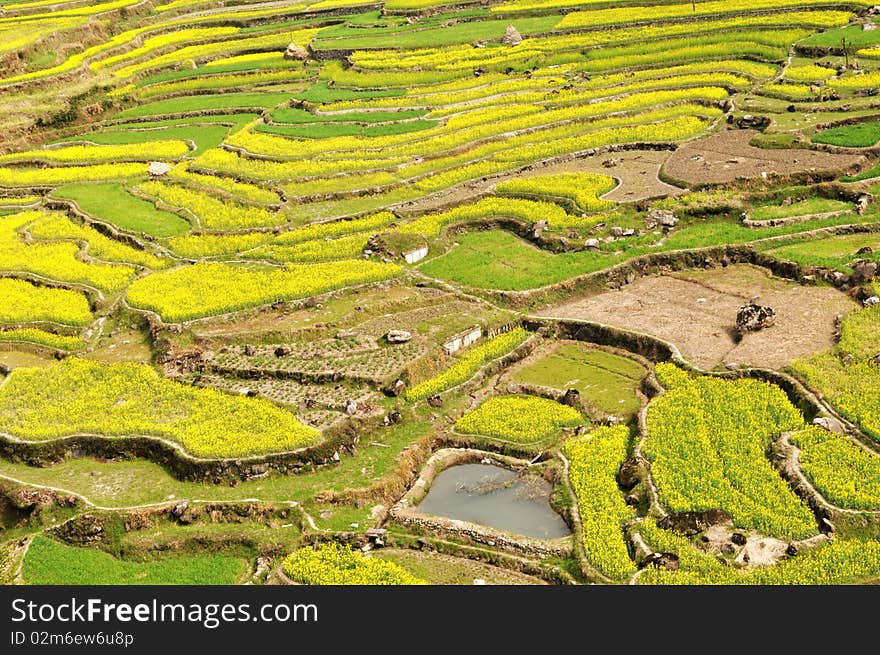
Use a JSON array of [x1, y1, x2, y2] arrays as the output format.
[[416, 463, 571, 539]]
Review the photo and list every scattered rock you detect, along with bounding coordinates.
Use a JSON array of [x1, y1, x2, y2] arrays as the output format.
[[736, 302, 777, 334], [343, 399, 358, 415], [427, 395, 443, 408], [820, 517, 836, 534], [659, 509, 732, 536], [857, 246, 874, 255], [648, 208, 678, 227], [851, 260, 878, 285], [501, 25, 522, 46], [617, 454, 649, 490], [531, 219, 548, 239], [721, 543, 736, 555], [813, 416, 845, 434], [386, 329, 413, 344], [584, 238, 601, 249], [640, 552, 680, 571], [857, 193, 871, 216], [731, 532, 747, 546], [273, 346, 290, 357], [622, 228, 635, 237], [171, 500, 190, 518], [786, 543, 798, 556], [243, 344, 255, 356], [610, 226, 625, 237], [388, 379, 406, 397], [283, 43, 309, 61], [733, 114, 771, 131], [561, 388, 581, 408]]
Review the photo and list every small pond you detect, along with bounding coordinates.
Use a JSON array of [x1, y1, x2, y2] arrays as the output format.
[[416, 463, 571, 539]]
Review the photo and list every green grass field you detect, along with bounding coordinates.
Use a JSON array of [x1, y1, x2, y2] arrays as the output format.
[[749, 197, 851, 220], [52, 182, 191, 237], [420, 215, 876, 290], [114, 93, 294, 119], [22, 536, 247, 585], [760, 232, 880, 271], [256, 119, 437, 139], [57, 124, 233, 156], [812, 121, 880, 148], [799, 24, 880, 49], [514, 344, 645, 417]]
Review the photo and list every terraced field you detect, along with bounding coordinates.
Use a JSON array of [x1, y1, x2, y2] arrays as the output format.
[[2, 0, 880, 588]]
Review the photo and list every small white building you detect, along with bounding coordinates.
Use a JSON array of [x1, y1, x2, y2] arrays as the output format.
[[403, 245, 428, 264], [148, 161, 172, 177], [443, 325, 481, 356]]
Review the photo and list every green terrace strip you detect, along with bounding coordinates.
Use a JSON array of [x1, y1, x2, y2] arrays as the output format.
[[0, 277, 91, 326], [0, 358, 321, 458], [270, 108, 428, 124], [564, 425, 636, 581], [256, 120, 438, 139], [644, 363, 817, 540], [748, 197, 851, 221], [52, 183, 191, 238], [0, 328, 84, 351], [113, 93, 294, 120], [760, 232, 880, 272], [405, 327, 530, 402], [812, 121, 880, 148], [282, 543, 426, 585], [455, 395, 584, 444], [125, 260, 402, 322], [513, 345, 646, 417], [790, 426, 880, 510], [0, 141, 190, 165], [312, 15, 560, 50], [638, 518, 880, 584], [0, 211, 136, 293], [137, 53, 306, 87], [23, 536, 247, 585]]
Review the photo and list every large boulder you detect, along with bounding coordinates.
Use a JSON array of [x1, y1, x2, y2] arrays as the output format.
[[736, 302, 776, 334], [283, 43, 309, 61], [618, 454, 649, 490], [502, 25, 522, 46], [386, 329, 412, 344], [647, 209, 678, 228], [850, 260, 878, 285]]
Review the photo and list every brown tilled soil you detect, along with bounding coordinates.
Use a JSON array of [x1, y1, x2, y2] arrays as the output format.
[[535, 264, 857, 370], [663, 128, 864, 186]]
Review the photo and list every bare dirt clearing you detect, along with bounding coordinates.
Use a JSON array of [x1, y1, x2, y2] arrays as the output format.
[[663, 129, 864, 186], [535, 264, 856, 370]]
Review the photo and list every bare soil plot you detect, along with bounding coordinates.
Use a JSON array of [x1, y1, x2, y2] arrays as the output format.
[[663, 129, 864, 186], [536, 264, 856, 370]]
